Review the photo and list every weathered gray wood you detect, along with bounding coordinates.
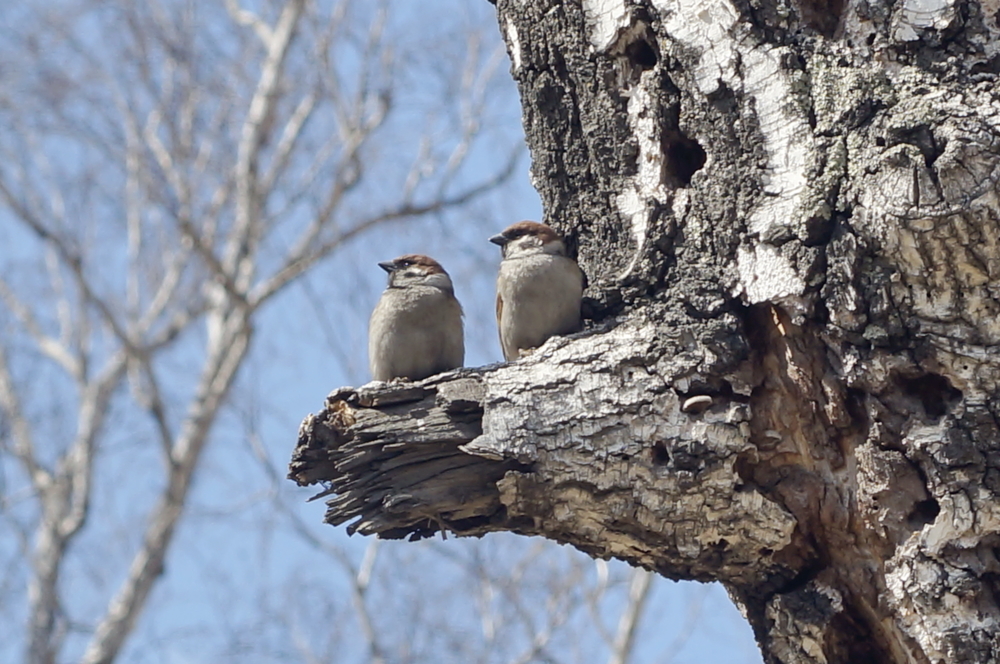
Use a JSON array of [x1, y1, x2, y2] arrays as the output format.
[[291, 375, 513, 539], [292, 319, 800, 582]]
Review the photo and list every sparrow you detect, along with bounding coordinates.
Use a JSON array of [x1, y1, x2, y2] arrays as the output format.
[[368, 254, 464, 381], [490, 221, 584, 361]]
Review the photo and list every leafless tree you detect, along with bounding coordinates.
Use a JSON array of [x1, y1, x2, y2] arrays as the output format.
[[0, 1, 522, 662]]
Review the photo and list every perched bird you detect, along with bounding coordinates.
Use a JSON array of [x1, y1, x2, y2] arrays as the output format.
[[491, 221, 584, 361], [368, 254, 464, 381]]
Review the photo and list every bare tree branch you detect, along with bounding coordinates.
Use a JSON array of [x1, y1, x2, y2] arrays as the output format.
[[27, 349, 128, 664], [226, 0, 306, 290], [249, 146, 521, 307], [607, 570, 653, 664], [0, 3, 521, 663], [223, 0, 273, 45], [0, 280, 80, 379], [0, 345, 50, 491], [258, 91, 318, 194], [82, 317, 250, 664]]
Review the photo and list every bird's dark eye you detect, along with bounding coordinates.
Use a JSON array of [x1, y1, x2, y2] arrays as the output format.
[[398, 259, 413, 267]]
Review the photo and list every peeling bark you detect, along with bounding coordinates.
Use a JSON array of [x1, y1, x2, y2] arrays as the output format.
[[291, 0, 1000, 662]]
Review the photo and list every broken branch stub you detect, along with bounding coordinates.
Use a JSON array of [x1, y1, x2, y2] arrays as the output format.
[[289, 376, 518, 541], [289, 319, 801, 588]]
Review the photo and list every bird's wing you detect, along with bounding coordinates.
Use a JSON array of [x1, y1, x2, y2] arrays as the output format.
[[496, 291, 508, 361]]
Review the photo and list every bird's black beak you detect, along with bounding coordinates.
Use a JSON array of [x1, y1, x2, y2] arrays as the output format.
[[489, 233, 508, 246], [377, 260, 396, 273]]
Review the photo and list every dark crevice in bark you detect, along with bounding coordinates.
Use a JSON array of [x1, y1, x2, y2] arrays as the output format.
[[625, 37, 657, 71], [823, 604, 891, 664], [612, 17, 661, 88], [889, 123, 945, 167], [794, 0, 846, 38], [898, 372, 963, 420], [907, 498, 941, 529], [650, 441, 670, 466], [663, 130, 706, 186], [733, 299, 931, 662]]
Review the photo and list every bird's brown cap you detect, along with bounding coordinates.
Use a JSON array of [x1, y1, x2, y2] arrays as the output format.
[[489, 221, 562, 246], [378, 254, 448, 275]]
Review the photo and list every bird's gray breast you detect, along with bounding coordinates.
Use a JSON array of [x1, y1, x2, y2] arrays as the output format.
[[369, 286, 463, 380], [498, 254, 582, 357]]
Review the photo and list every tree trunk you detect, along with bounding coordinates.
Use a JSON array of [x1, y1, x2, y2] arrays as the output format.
[[290, 0, 1000, 662]]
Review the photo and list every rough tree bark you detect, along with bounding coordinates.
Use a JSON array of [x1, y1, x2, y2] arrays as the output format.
[[290, 0, 1000, 662]]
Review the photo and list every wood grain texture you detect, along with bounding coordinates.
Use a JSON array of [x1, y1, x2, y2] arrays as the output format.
[[291, 319, 800, 587]]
